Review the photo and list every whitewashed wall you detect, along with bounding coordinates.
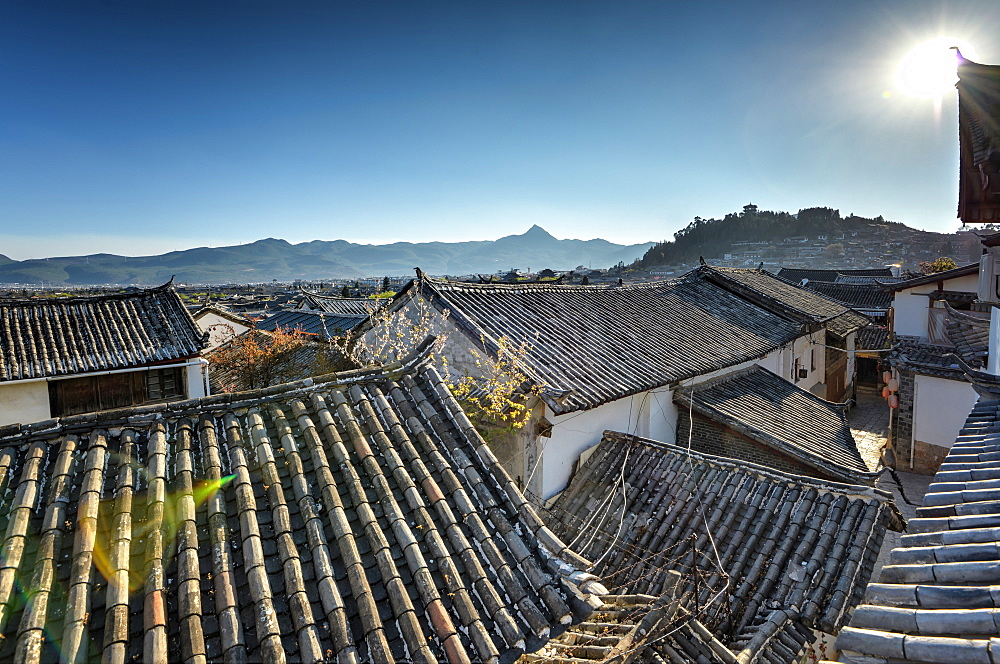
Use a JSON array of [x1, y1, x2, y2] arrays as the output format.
[[755, 329, 827, 395], [534, 390, 678, 500], [893, 273, 979, 340], [647, 387, 676, 443], [194, 311, 250, 350], [912, 374, 978, 450], [893, 291, 931, 340], [0, 381, 51, 426], [186, 359, 210, 399]]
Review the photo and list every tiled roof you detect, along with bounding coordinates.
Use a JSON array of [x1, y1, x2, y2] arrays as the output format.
[[857, 325, 890, 352], [674, 366, 876, 482], [980, 230, 1000, 248], [403, 274, 807, 415], [799, 281, 891, 311], [835, 275, 906, 286], [836, 368, 1000, 664], [890, 337, 966, 379], [702, 266, 871, 338], [888, 263, 980, 291], [298, 291, 389, 316], [258, 309, 367, 339], [927, 289, 979, 304], [545, 431, 899, 664], [0, 340, 601, 663], [777, 268, 895, 283], [0, 282, 205, 382], [944, 303, 990, 369]]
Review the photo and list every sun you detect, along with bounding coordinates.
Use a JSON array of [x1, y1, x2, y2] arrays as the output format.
[[895, 36, 978, 100]]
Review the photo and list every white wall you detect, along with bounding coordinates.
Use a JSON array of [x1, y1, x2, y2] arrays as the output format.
[[893, 290, 931, 339], [186, 359, 209, 399], [755, 329, 826, 395], [758, 347, 783, 375], [796, 330, 826, 394], [893, 273, 979, 340], [647, 388, 676, 443], [912, 374, 978, 450], [535, 389, 679, 500], [0, 381, 51, 426], [195, 312, 250, 350]]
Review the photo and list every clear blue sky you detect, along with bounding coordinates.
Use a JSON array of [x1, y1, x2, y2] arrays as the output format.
[[2, 1, 998, 260]]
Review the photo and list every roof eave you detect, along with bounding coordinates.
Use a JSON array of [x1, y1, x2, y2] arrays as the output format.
[[675, 394, 877, 484]]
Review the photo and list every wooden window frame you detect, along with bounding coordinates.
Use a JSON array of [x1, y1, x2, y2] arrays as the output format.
[[48, 366, 188, 417]]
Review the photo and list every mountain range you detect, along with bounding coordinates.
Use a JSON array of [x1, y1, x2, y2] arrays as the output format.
[[0, 225, 655, 286]]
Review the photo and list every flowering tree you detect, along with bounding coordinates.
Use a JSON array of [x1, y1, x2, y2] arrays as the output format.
[[209, 327, 340, 392], [447, 335, 538, 437], [349, 293, 539, 441], [919, 256, 958, 274]]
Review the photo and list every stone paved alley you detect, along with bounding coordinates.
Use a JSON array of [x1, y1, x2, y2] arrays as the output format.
[[848, 387, 932, 578]]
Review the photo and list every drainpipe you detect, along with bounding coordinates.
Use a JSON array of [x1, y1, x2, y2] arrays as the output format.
[[200, 358, 211, 397]]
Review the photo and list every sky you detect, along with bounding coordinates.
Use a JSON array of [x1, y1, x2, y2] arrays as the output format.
[[2, 1, 1000, 260]]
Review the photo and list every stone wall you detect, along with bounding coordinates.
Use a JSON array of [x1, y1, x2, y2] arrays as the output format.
[[676, 411, 835, 481], [890, 369, 915, 469], [910, 440, 951, 475]]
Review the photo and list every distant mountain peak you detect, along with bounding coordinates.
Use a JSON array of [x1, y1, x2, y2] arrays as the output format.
[[523, 224, 553, 238]]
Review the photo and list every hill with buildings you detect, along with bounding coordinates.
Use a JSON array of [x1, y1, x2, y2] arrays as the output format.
[[632, 205, 982, 275], [0, 225, 654, 286]]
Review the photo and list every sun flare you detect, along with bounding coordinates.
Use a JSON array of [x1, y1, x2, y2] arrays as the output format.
[[896, 37, 978, 100]]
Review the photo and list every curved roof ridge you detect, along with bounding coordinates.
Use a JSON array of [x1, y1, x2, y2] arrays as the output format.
[[703, 264, 854, 311], [688, 364, 852, 409], [942, 300, 990, 325], [422, 274, 674, 293], [600, 430, 892, 499]]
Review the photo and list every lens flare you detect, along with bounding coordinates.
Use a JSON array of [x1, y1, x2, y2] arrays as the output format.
[[895, 37, 978, 100], [93, 474, 235, 593]]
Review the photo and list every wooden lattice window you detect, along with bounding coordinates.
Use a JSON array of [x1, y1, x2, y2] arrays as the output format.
[[147, 367, 185, 402], [49, 366, 187, 417]]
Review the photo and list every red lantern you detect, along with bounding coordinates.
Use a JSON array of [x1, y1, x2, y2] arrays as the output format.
[[882, 371, 892, 383], [887, 378, 899, 392], [888, 394, 899, 409], [882, 386, 891, 399]]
